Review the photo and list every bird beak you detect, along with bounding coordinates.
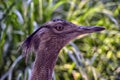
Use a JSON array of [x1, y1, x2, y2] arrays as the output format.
[[77, 26, 105, 34]]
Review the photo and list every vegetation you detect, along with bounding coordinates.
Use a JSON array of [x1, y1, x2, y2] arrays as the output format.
[[0, 0, 120, 80]]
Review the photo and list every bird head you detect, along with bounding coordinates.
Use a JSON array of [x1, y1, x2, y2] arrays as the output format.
[[21, 19, 105, 60]]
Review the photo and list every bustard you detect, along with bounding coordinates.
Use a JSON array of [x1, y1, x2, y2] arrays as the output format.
[[21, 19, 105, 80]]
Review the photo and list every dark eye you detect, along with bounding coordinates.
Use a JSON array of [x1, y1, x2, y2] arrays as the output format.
[[55, 26, 64, 31]]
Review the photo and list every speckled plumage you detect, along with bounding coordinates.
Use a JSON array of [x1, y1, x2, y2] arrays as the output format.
[[21, 19, 105, 80]]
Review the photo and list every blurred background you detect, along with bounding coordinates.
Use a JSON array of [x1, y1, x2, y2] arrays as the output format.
[[0, 0, 120, 80]]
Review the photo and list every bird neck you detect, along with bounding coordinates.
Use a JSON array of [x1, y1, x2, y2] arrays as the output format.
[[30, 39, 63, 80]]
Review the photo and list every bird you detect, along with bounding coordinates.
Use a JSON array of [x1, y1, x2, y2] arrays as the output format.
[[21, 19, 105, 80]]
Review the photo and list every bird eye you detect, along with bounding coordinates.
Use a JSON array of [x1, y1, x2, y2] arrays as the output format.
[[55, 26, 64, 31]]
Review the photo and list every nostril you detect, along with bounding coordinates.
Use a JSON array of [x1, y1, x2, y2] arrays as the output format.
[[92, 27, 105, 31], [78, 26, 91, 30]]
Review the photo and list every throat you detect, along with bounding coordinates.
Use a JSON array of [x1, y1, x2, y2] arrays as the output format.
[[30, 45, 61, 80]]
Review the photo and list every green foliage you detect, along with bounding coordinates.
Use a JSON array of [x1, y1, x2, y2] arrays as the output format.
[[0, 0, 120, 80]]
